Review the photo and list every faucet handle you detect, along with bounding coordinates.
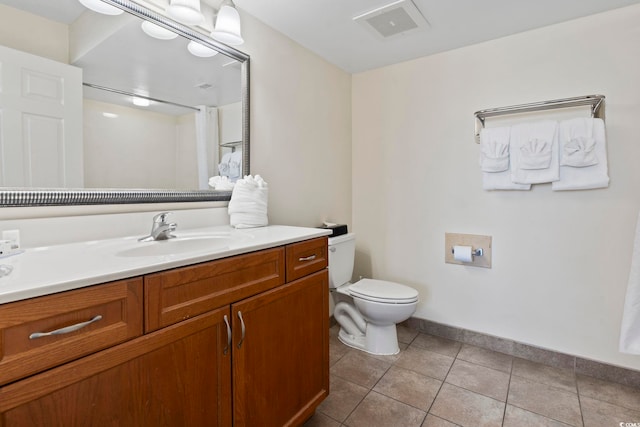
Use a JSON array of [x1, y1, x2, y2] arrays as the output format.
[[153, 212, 172, 224]]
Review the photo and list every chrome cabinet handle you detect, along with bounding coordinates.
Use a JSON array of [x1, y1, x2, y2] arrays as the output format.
[[223, 315, 231, 355], [298, 254, 317, 262], [29, 315, 103, 340], [237, 311, 246, 348]]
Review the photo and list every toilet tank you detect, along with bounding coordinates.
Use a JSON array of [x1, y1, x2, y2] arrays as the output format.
[[327, 233, 356, 289]]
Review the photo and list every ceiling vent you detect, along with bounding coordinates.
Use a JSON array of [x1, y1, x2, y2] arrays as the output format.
[[353, 0, 429, 40]]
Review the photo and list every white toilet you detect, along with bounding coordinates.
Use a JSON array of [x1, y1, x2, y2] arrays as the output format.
[[329, 233, 418, 355]]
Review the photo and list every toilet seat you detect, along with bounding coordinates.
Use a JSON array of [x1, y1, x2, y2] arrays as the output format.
[[348, 279, 418, 304]]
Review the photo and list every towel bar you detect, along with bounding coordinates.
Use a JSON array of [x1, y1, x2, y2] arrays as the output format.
[[474, 94, 605, 143]]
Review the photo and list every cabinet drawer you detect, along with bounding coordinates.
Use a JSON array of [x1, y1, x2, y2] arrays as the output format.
[[286, 237, 328, 282], [145, 247, 285, 332], [0, 278, 143, 386]]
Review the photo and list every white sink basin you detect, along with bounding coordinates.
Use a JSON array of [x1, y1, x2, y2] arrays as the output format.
[[116, 234, 233, 257]]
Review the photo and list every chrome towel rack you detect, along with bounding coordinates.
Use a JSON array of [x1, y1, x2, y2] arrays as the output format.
[[474, 94, 605, 143]]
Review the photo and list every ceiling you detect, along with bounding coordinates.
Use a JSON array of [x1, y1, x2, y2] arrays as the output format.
[[234, 0, 640, 73]]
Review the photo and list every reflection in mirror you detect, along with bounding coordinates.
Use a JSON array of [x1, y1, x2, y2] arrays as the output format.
[[0, 0, 249, 205]]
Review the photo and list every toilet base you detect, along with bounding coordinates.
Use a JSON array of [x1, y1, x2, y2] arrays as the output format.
[[338, 323, 400, 356]]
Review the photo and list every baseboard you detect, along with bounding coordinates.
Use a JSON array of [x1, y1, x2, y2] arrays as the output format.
[[404, 317, 640, 389]]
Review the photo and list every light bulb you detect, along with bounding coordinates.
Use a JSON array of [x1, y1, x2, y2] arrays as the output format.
[[166, 0, 204, 25], [187, 40, 218, 58], [133, 97, 150, 107], [211, 4, 244, 46], [141, 21, 179, 40], [78, 0, 124, 15]]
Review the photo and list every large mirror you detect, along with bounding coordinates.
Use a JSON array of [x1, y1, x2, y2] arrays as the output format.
[[0, 0, 249, 206]]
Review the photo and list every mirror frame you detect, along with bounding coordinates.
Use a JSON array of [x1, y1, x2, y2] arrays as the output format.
[[0, 0, 250, 206]]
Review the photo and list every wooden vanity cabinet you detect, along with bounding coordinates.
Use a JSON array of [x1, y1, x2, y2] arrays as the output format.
[[0, 236, 329, 427], [0, 308, 232, 427]]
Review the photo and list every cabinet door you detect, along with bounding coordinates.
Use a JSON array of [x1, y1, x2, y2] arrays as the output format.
[[0, 308, 232, 427], [232, 270, 329, 427]]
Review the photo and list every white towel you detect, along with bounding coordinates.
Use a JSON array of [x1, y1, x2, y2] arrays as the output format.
[[552, 118, 609, 191], [620, 212, 640, 354], [480, 127, 531, 191], [510, 120, 559, 184], [228, 150, 243, 181], [228, 175, 268, 228], [218, 152, 232, 176], [208, 175, 235, 191]]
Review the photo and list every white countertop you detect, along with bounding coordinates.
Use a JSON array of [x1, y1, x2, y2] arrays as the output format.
[[0, 225, 331, 304]]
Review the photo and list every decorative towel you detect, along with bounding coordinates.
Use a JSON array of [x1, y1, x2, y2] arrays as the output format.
[[228, 150, 243, 182], [218, 152, 232, 176], [620, 212, 640, 354], [208, 175, 235, 191], [228, 175, 268, 228], [480, 127, 531, 191], [510, 120, 559, 184], [552, 118, 609, 191]]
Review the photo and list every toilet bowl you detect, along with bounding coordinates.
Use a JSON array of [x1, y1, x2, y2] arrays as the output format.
[[328, 233, 418, 355]]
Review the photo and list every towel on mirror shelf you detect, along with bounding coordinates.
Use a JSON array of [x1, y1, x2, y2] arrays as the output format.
[[228, 175, 268, 228], [552, 118, 609, 191], [510, 120, 559, 184], [620, 212, 640, 354], [480, 127, 531, 191], [218, 152, 233, 177], [208, 175, 235, 191], [228, 150, 243, 181]]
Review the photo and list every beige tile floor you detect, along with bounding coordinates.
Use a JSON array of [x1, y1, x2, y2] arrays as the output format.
[[304, 325, 640, 427]]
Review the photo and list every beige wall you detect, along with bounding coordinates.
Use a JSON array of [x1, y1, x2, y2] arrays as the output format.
[[239, 12, 353, 229], [0, 4, 68, 63], [352, 4, 640, 370]]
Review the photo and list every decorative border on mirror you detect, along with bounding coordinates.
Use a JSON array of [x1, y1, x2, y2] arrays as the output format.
[[0, 0, 250, 207], [0, 189, 233, 206]]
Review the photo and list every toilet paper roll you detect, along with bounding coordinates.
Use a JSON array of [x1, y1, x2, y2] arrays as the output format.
[[453, 245, 473, 262]]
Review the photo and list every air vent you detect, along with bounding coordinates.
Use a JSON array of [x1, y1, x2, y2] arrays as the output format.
[[353, 0, 429, 40], [195, 82, 214, 90]]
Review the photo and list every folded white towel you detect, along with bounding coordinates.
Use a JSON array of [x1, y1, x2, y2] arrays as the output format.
[[228, 175, 268, 228], [620, 212, 640, 354], [510, 120, 559, 184], [552, 118, 609, 191], [228, 150, 243, 181], [218, 152, 232, 176], [480, 127, 530, 191], [480, 127, 511, 172], [208, 175, 235, 191]]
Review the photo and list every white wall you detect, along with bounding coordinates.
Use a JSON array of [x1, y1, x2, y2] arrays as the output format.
[[352, 4, 640, 370], [83, 99, 181, 189], [239, 12, 353, 228]]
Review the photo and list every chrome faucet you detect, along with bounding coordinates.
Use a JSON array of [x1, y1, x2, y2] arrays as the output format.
[[139, 212, 177, 242]]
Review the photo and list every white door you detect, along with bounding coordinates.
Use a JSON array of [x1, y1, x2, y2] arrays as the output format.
[[0, 45, 83, 188]]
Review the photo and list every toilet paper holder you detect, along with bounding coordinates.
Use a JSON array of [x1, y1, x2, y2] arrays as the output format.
[[451, 247, 484, 257]]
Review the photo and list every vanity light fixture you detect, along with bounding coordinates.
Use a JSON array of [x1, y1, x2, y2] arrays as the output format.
[[166, 0, 204, 25], [187, 40, 219, 58], [132, 97, 151, 107], [211, 0, 244, 46], [78, 0, 124, 15], [141, 21, 179, 40]]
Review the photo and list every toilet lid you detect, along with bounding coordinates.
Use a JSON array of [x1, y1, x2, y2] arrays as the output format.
[[348, 279, 418, 304]]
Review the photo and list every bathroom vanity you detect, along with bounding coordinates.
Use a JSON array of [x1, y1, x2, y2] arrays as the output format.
[[0, 226, 329, 426]]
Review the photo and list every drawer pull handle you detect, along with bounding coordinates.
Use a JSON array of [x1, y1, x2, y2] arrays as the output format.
[[223, 315, 231, 355], [298, 254, 317, 262], [29, 315, 103, 340], [237, 311, 246, 349]]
